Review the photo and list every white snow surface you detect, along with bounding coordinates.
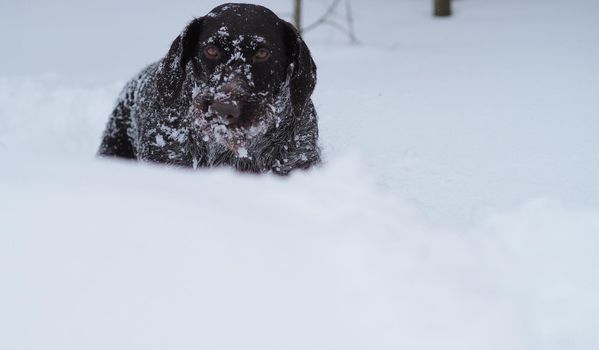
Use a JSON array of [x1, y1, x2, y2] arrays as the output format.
[[1, 0, 599, 349]]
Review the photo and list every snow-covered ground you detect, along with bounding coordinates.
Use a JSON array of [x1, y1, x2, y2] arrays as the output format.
[[1, 0, 598, 349]]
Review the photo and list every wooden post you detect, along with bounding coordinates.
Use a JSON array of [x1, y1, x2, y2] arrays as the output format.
[[294, 0, 302, 33], [434, 0, 451, 17]]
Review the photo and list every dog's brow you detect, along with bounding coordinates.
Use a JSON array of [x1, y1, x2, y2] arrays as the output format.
[[227, 51, 247, 64], [232, 35, 245, 47]]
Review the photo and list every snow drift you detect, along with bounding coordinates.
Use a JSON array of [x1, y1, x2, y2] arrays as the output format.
[[1, 155, 598, 350]]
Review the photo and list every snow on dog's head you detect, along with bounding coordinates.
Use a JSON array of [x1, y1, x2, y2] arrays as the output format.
[[185, 5, 296, 153]]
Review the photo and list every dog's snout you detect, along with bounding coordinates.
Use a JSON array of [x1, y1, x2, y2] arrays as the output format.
[[210, 101, 242, 123], [219, 78, 250, 99]]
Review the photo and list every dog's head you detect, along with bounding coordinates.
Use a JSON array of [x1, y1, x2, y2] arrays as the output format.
[[156, 4, 316, 153]]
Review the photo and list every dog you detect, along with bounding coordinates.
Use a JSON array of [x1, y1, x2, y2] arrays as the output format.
[[98, 3, 320, 175]]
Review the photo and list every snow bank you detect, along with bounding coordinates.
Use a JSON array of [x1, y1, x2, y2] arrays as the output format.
[[0, 76, 121, 157], [1, 155, 598, 350]]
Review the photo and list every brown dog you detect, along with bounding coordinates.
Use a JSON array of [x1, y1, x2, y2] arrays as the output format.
[[98, 3, 320, 174]]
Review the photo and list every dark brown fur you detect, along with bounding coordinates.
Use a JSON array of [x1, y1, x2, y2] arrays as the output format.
[[98, 3, 320, 175]]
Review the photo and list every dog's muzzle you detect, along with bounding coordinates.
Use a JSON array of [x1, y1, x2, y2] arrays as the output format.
[[205, 100, 242, 125], [198, 72, 257, 127]]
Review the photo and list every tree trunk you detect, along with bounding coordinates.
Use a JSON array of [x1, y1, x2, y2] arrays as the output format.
[[434, 0, 451, 17], [294, 0, 302, 33]]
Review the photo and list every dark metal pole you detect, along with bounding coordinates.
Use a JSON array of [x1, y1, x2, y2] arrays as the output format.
[[434, 0, 451, 17], [294, 0, 302, 33]]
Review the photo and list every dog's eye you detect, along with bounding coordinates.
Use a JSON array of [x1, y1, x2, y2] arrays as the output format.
[[203, 45, 221, 60], [252, 48, 271, 63]]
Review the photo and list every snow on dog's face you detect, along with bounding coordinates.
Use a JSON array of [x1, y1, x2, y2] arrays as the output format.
[[153, 3, 316, 162], [186, 4, 293, 153]]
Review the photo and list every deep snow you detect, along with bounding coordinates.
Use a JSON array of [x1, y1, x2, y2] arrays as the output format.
[[2, 155, 599, 350], [1, 0, 599, 349]]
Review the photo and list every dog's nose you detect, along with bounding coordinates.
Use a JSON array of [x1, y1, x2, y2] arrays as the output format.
[[209, 101, 242, 124]]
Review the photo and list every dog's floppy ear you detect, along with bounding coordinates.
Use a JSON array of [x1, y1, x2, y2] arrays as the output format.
[[283, 22, 317, 119], [155, 17, 203, 102]]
